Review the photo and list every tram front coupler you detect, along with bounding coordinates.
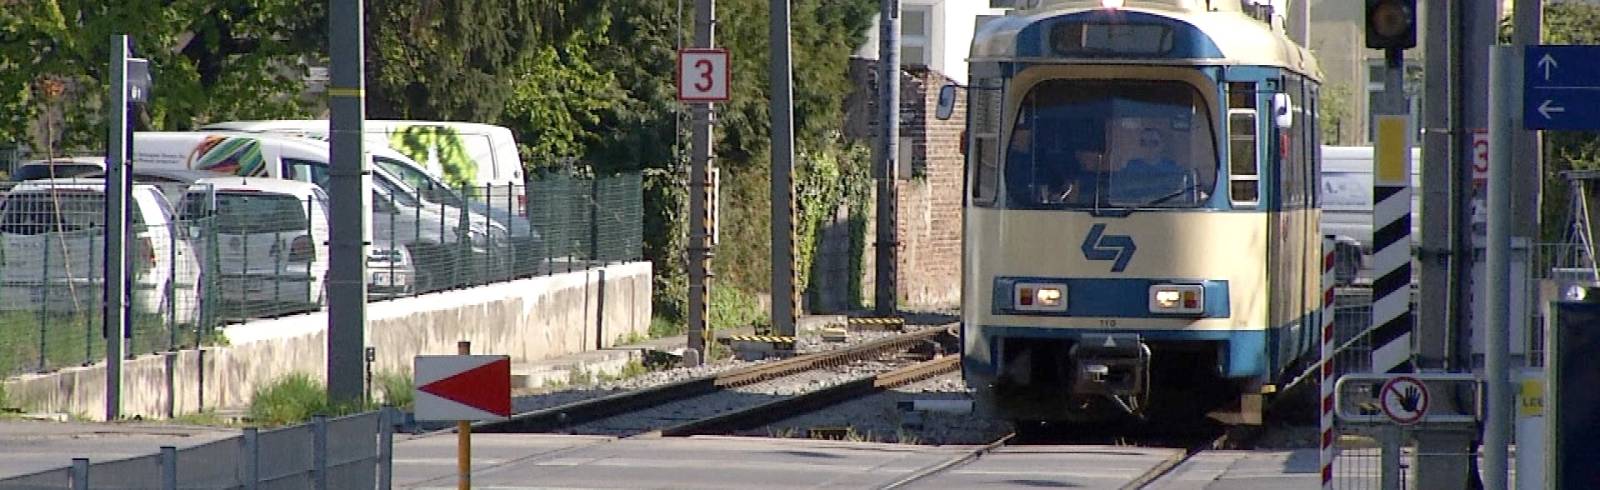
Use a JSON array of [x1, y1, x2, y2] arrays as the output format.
[[1069, 333, 1152, 415]]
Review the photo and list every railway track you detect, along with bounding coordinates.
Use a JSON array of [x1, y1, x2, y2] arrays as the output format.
[[874, 424, 1258, 490], [477, 325, 957, 436]]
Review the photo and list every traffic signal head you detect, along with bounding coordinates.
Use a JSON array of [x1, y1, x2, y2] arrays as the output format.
[[1366, 0, 1417, 50]]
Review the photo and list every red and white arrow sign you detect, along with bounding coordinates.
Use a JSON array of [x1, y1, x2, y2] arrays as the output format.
[[414, 355, 511, 421]]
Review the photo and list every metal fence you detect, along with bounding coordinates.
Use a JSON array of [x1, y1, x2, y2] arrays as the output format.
[[0, 408, 396, 489], [0, 172, 642, 378]]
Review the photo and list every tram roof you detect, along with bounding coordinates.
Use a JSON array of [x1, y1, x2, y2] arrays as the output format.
[[972, 1, 1321, 81]]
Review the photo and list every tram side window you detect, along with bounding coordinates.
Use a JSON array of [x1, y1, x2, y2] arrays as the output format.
[[970, 82, 1002, 206], [1282, 76, 1306, 208], [1309, 84, 1321, 206], [1228, 82, 1259, 205]]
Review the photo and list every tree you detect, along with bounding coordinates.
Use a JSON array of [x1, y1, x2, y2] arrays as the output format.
[[0, 0, 325, 152], [363, 0, 597, 122]]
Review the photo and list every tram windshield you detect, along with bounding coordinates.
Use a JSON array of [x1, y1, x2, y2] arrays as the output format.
[[1005, 79, 1218, 210]]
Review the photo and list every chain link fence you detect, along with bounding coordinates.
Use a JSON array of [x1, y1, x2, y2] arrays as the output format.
[[0, 172, 642, 378]]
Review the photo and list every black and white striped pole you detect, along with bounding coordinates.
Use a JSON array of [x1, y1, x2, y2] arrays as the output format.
[[1366, 0, 1417, 375], [1369, 109, 1414, 375]]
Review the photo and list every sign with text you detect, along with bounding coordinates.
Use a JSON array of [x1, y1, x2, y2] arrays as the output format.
[[1524, 45, 1600, 130], [414, 355, 511, 421], [677, 49, 730, 102]]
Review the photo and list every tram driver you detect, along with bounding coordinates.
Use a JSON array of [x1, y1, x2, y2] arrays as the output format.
[[1110, 127, 1198, 205]]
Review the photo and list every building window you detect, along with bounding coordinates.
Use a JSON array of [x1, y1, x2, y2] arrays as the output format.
[[901, 6, 933, 67]]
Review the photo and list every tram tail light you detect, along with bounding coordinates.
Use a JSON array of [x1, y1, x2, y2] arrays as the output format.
[[1013, 282, 1067, 312], [1149, 284, 1204, 315]]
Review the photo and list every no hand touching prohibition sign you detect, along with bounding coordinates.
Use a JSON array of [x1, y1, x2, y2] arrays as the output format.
[[1380, 375, 1430, 425]]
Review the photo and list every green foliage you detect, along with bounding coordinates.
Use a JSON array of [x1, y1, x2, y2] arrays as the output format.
[[169, 410, 234, 427], [1317, 83, 1353, 145], [247, 372, 368, 426], [376, 371, 415, 411], [364, 0, 594, 122], [711, 284, 769, 331], [387, 126, 480, 189], [648, 315, 684, 338], [0, 0, 324, 151], [249, 373, 328, 426], [504, 13, 625, 168]]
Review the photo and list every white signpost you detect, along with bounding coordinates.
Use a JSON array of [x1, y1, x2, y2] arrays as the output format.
[[414, 343, 510, 490], [678, 48, 730, 102]]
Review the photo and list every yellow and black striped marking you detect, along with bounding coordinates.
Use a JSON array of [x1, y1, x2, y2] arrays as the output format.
[[848, 317, 905, 331]]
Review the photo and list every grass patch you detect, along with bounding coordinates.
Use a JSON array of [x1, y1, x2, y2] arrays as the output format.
[[169, 410, 234, 427], [0, 307, 201, 376], [648, 315, 683, 338], [596, 359, 650, 383], [375, 370, 414, 411], [249, 373, 328, 426], [248, 372, 367, 427]]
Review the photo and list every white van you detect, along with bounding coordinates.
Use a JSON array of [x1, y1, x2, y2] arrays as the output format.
[[1320, 145, 1423, 252], [198, 120, 527, 216]]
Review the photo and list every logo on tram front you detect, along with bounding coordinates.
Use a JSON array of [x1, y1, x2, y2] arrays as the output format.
[[1081, 223, 1137, 273]]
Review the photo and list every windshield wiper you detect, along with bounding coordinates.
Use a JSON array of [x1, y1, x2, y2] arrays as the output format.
[[1139, 184, 1202, 207]]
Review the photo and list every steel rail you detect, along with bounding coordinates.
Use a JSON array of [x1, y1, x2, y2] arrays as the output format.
[[476, 325, 952, 434], [659, 355, 960, 437], [878, 432, 1014, 489]]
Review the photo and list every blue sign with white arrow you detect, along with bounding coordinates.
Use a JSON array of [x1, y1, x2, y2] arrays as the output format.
[[1525, 45, 1600, 131]]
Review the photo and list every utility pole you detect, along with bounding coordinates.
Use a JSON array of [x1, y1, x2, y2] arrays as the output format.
[[327, 0, 369, 404], [1418, 0, 1454, 371], [686, 0, 716, 361], [1485, 44, 1518, 490], [105, 34, 132, 421], [1511, 0, 1542, 271], [874, 0, 900, 316], [770, 0, 798, 337]]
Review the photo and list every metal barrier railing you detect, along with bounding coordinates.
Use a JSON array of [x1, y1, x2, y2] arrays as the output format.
[[0, 172, 643, 378], [0, 408, 397, 489]]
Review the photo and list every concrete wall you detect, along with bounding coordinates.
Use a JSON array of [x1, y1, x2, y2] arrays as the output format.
[[3, 262, 651, 420]]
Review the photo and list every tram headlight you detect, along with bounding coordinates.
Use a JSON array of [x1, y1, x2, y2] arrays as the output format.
[[1013, 282, 1068, 312], [1149, 284, 1205, 315], [1101, 0, 1124, 9]]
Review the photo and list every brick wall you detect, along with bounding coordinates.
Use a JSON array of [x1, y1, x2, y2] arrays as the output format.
[[841, 61, 966, 312], [893, 68, 966, 309]]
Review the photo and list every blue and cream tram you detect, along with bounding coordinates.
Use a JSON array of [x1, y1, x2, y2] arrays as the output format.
[[950, 0, 1324, 423]]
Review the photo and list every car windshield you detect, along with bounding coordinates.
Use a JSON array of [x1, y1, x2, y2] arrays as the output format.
[[182, 192, 309, 234], [0, 190, 125, 235], [1004, 79, 1218, 210], [13, 164, 103, 182], [374, 157, 464, 207]]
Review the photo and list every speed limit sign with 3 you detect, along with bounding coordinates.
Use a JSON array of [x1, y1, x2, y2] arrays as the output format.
[[678, 49, 730, 102]]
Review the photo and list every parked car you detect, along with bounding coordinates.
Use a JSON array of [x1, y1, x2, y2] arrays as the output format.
[[11, 156, 107, 181], [131, 131, 512, 289], [193, 123, 537, 272], [367, 238, 415, 299], [178, 178, 330, 315], [0, 179, 200, 324], [199, 119, 528, 217], [85, 168, 419, 298]]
